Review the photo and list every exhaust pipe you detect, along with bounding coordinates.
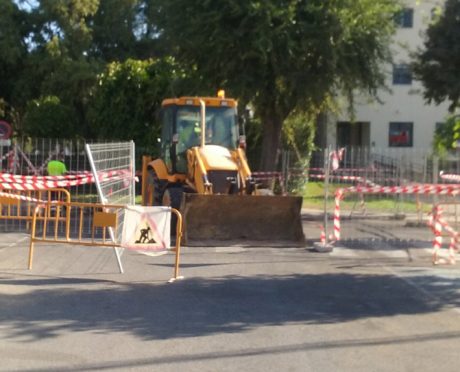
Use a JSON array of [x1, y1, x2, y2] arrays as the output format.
[[199, 99, 206, 149]]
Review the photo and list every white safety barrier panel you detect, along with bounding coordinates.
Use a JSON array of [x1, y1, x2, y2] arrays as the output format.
[[121, 206, 171, 255], [85, 141, 136, 272]]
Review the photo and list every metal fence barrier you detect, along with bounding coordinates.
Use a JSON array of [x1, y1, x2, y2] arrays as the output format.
[[285, 147, 460, 264], [0, 188, 71, 230], [27, 200, 183, 282]]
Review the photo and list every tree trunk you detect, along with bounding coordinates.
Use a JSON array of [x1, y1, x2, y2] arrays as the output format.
[[259, 111, 284, 172]]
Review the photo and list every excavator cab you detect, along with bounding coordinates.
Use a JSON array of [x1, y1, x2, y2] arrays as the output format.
[[160, 103, 239, 174]]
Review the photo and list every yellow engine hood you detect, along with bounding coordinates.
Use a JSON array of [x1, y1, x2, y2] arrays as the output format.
[[198, 145, 238, 171]]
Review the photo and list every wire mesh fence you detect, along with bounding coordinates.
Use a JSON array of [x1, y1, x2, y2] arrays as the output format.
[[285, 147, 460, 261], [85, 141, 136, 206], [0, 137, 116, 234], [85, 141, 136, 243]]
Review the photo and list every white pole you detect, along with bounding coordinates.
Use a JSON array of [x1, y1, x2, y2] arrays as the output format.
[[199, 99, 206, 148], [323, 147, 331, 244], [130, 140, 136, 206]]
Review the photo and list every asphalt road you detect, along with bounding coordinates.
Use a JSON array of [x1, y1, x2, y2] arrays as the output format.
[[0, 230, 459, 372]]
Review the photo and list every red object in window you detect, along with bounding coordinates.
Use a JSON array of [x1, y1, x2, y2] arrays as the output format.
[[390, 130, 409, 145]]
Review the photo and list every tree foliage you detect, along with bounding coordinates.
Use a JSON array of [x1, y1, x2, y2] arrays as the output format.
[[87, 57, 189, 153], [413, 0, 460, 112], [1, 0, 400, 171], [153, 0, 400, 170], [0, 1, 29, 111], [1, 0, 165, 139], [22, 96, 77, 138], [433, 114, 460, 154]]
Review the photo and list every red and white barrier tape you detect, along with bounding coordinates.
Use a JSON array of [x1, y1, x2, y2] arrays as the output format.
[[251, 172, 284, 181], [0, 169, 129, 182], [293, 166, 390, 174], [343, 184, 460, 196], [309, 174, 361, 182], [0, 169, 136, 191], [0, 191, 62, 204], [308, 174, 378, 187], [439, 171, 460, 183], [331, 183, 460, 243], [252, 171, 283, 177]]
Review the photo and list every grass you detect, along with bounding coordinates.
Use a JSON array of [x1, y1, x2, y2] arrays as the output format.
[[71, 194, 144, 205], [301, 182, 432, 213], [69, 183, 432, 214]]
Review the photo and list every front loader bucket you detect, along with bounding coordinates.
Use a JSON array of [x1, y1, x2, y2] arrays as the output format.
[[181, 194, 305, 246]]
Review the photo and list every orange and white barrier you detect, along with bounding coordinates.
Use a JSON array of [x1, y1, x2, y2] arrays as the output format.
[[428, 205, 458, 265], [332, 183, 460, 243], [319, 225, 326, 244], [333, 189, 344, 241]]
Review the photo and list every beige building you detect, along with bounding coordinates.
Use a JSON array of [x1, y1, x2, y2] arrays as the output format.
[[321, 0, 449, 150]]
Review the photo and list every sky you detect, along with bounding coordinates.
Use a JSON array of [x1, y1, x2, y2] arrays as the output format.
[[15, 0, 39, 12]]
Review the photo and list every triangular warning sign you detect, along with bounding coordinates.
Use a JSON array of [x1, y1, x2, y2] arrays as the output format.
[[134, 221, 159, 245], [123, 212, 167, 251]]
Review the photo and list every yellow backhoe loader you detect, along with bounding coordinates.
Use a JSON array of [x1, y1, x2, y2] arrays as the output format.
[[141, 91, 304, 245]]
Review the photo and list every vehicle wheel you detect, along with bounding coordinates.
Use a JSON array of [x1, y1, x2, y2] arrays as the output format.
[[147, 168, 165, 206], [162, 186, 183, 236]]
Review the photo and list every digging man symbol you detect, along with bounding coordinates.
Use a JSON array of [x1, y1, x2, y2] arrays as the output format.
[[135, 224, 156, 244]]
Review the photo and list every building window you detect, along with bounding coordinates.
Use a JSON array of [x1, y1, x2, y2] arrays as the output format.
[[389, 122, 413, 147], [395, 8, 414, 28], [393, 64, 412, 85]]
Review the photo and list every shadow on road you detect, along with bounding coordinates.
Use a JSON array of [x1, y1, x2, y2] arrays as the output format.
[[1, 273, 459, 341]]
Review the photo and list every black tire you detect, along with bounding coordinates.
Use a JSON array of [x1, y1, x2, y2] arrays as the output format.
[[147, 168, 166, 206], [162, 186, 183, 236]]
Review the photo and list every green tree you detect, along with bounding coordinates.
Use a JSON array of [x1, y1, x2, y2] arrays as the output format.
[[0, 1, 31, 126], [9, 0, 165, 137], [0, 0, 103, 135], [153, 0, 400, 170], [87, 57, 189, 153], [26, 0, 101, 134], [413, 0, 460, 112], [91, 0, 143, 61], [22, 95, 77, 138], [433, 114, 460, 154]]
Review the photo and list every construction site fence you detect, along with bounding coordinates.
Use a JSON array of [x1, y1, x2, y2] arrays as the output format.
[[0, 188, 71, 230], [284, 147, 460, 263], [27, 200, 183, 281], [0, 137, 142, 233], [2, 137, 460, 263]]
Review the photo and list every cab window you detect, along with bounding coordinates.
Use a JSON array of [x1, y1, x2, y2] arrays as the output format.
[[160, 107, 174, 172]]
